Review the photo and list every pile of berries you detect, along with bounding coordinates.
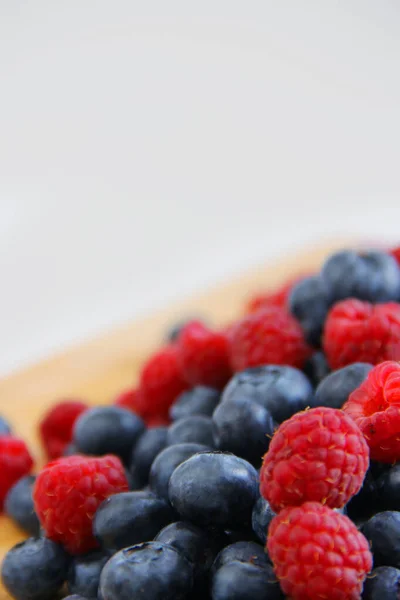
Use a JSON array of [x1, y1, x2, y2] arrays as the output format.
[[3, 246, 400, 599]]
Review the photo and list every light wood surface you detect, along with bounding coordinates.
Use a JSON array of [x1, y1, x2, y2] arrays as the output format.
[[0, 240, 349, 599]]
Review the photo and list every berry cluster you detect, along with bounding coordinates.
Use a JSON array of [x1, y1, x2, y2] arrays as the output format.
[[3, 245, 400, 600]]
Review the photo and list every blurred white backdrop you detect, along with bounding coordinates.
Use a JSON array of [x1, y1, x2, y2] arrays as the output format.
[[1, 1, 400, 376]]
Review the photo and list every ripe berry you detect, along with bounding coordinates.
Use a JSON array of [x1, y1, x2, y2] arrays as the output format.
[[303, 351, 330, 386], [211, 561, 283, 600], [176, 321, 232, 389], [362, 566, 400, 599], [0, 436, 34, 509], [260, 406, 369, 512], [361, 511, 400, 568], [130, 426, 168, 486], [1, 537, 70, 600], [321, 249, 400, 303], [169, 386, 220, 421], [211, 541, 271, 574], [221, 365, 313, 424], [251, 496, 276, 545], [40, 400, 88, 459], [246, 274, 307, 313], [139, 345, 188, 421], [168, 451, 259, 529], [93, 490, 174, 552], [166, 415, 215, 447], [288, 275, 330, 346], [229, 306, 311, 373], [73, 406, 145, 464], [323, 299, 400, 369], [267, 502, 372, 600], [312, 362, 372, 410], [99, 542, 194, 600], [4, 475, 40, 536], [343, 361, 400, 462], [33, 455, 129, 554], [376, 463, 400, 511], [391, 246, 400, 266], [67, 551, 109, 599]]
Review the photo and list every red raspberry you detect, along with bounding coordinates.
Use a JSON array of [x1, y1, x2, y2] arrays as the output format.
[[0, 436, 34, 509], [260, 407, 369, 512], [229, 306, 311, 372], [391, 246, 400, 266], [33, 455, 128, 554], [343, 361, 400, 462], [176, 321, 232, 389], [323, 299, 400, 369], [40, 400, 88, 459], [139, 345, 188, 422], [267, 502, 372, 600], [246, 274, 308, 313], [113, 387, 170, 426]]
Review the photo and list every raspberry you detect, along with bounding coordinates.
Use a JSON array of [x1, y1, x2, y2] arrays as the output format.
[[33, 455, 128, 554], [323, 299, 400, 369], [0, 436, 34, 509], [246, 274, 307, 313], [229, 306, 311, 372], [390, 246, 400, 266], [176, 321, 231, 389], [260, 406, 369, 512], [267, 502, 372, 600], [139, 345, 188, 422], [114, 387, 170, 426], [343, 361, 400, 462], [40, 400, 88, 459]]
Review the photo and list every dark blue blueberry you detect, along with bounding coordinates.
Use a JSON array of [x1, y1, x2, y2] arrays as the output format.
[[149, 443, 211, 501], [154, 521, 223, 583], [0, 415, 11, 435], [124, 467, 144, 491], [361, 511, 400, 567], [346, 469, 381, 524], [211, 561, 283, 600], [166, 416, 214, 447], [99, 542, 193, 600], [64, 596, 90, 600], [73, 406, 145, 463], [252, 496, 276, 545], [170, 386, 220, 421], [94, 491, 174, 552], [4, 475, 40, 536], [376, 464, 400, 511], [212, 541, 270, 576], [224, 528, 259, 544], [169, 451, 259, 529], [311, 362, 373, 410], [131, 427, 168, 485], [288, 276, 330, 346], [362, 566, 400, 599], [1, 537, 70, 600], [67, 551, 109, 599], [321, 249, 400, 303], [212, 397, 275, 466], [222, 366, 313, 423], [303, 351, 330, 386]]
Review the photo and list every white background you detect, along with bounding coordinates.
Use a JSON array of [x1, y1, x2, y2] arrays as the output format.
[[1, 1, 400, 376]]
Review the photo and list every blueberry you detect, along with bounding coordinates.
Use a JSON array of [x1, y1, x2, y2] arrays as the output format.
[[166, 416, 215, 447], [288, 276, 330, 346], [64, 596, 90, 600], [212, 396, 275, 466], [346, 469, 381, 523], [94, 491, 175, 552], [73, 406, 145, 463], [1, 537, 70, 600], [224, 528, 259, 544], [321, 249, 400, 303], [4, 475, 40, 536], [67, 551, 109, 599], [154, 521, 223, 583], [376, 464, 400, 511], [303, 351, 330, 386], [131, 427, 168, 485], [312, 363, 373, 410], [211, 561, 283, 600], [361, 511, 400, 567], [222, 366, 313, 423], [99, 542, 193, 600], [169, 451, 259, 529], [362, 566, 400, 599], [212, 541, 270, 575], [252, 496, 276, 545], [170, 386, 220, 421], [0, 415, 11, 435], [149, 443, 211, 501]]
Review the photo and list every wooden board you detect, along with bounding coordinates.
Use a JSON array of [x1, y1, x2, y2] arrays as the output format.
[[0, 240, 349, 598]]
